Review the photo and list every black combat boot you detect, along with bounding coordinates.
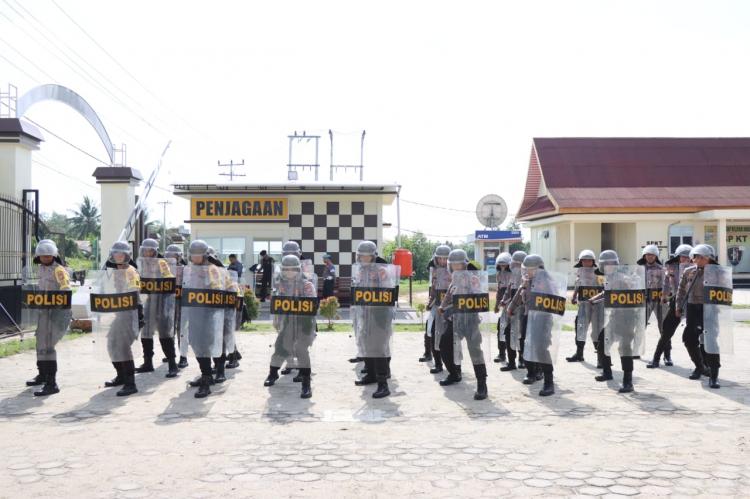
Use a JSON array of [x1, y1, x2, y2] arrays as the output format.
[[596, 355, 613, 381], [539, 364, 554, 397], [34, 361, 60, 396], [473, 364, 488, 400], [160, 338, 179, 378], [522, 361, 537, 385], [105, 362, 125, 387], [355, 358, 377, 385], [709, 366, 720, 389], [264, 365, 280, 386], [177, 356, 189, 369], [619, 357, 634, 393], [566, 341, 585, 362], [226, 352, 240, 369], [430, 350, 444, 373], [419, 333, 432, 362], [646, 353, 660, 369], [300, 368, 312, 399], [280, 367, 293, 375], [213, 355, 226, 383], [195, 375, 212, 398], [116, 361, 138, 396], [439, 364, 462, 386], [663, 348, 673, 366], [26, 361, 44, 386], [135, 338, 155, 373]]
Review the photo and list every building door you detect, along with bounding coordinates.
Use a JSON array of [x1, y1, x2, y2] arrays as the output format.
[[668, 225, 693, 255]]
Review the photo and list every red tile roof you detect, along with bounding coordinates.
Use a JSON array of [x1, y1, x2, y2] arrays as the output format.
[[517, 138, 750, 220]]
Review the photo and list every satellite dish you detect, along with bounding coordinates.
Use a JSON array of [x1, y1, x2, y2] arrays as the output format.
[[476, 194, 507, 229]]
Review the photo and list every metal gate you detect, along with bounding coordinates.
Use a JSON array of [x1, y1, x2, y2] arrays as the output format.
[[0, 189, 39, 336]]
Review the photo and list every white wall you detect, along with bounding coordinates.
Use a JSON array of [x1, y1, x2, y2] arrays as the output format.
[[0, 141, 33, 200]]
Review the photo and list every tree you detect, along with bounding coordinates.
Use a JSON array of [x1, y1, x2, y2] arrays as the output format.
[[68, 196, 101, 239], [381, 232, 438, 281]]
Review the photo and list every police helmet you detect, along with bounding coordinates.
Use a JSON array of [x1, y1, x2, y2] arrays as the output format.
[[282, 241, 302, 257], [598, 249, 619, 266], [522, 254, 545, 270], [574, 249, 597, 268], [511, 251, 527, 265], [109, 241, 132, 263], [496, 252, 512, 266]]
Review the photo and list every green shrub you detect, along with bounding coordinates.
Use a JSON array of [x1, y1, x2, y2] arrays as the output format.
[[243, 289, 259, 324], [319, 296, 340, 331]]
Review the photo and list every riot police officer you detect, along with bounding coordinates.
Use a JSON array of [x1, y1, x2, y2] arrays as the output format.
[[101, 241, 142, 397], [566, 249, 600, 362], [639, 244, 665, 348], [423, 244, 452, 370], [136, 238, 178, 378], [165, 244, 190, 369], [437, 249, 489, 400], [647, 244, 692, 369], [24, 239, 71, 396], [500, 250, 527, 372], [263, 255, 318, 398], [493, 252, 512, 364]]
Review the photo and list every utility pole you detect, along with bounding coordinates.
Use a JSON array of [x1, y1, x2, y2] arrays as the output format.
[[157, 200, 172, 252], [218, 159, 246, 181]]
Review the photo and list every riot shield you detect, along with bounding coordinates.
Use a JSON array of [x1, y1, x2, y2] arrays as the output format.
[[645, 265, 665, 331], [508, 267, 524, 350], [702, 265, 733, 355], [604, 265, 646, 358], [351, 263, 399, 358], [270, 271, 318, 368], [89, 268, 141, 362], [524, 270, 567, 364], [21, 264, 72, 361], [175, 264, 190, 358], [449, 270, 490, 366], [137, 257, 177, 340], [180, 264, 226, 359], [222, 269, 240, 356], [430, 266, 451, 347], [575, 267, 602, 343]]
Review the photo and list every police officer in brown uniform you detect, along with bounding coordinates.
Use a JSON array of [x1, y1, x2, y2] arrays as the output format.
[[493, 252, 512, 364]]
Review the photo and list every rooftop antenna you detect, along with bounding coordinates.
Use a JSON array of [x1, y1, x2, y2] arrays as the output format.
[[218, 159, 246, 181], [329, 129, 365, 182], [0, 83, 17, 118], [287, 131, 320, 181]]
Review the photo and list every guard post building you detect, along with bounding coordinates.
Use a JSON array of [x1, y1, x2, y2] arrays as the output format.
[[173, 183, 399, 278]]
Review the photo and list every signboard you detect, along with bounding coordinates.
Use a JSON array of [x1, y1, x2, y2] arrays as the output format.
[[190, 197, 288, 221], [475, 230, 522, 241]]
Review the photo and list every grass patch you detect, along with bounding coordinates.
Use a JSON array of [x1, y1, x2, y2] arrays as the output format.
[[562, 324, 575, 332], [0, 331, 88, 358], [733, 304, 750, 309], [239, 322, 425, 333]]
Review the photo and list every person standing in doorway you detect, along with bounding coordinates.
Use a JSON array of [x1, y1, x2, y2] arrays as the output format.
[[322, 254, 336, 299], [259, 250, 274, 302]]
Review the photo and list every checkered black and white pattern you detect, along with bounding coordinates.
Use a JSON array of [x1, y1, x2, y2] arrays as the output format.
[[288, 201, 379, 278]]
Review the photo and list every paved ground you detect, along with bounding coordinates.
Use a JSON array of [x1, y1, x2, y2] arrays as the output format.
[[1, 319, 749, 498]]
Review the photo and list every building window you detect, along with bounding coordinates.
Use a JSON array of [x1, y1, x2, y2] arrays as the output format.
[[203, 237, 246, 264], [253, 240, 282, 265]]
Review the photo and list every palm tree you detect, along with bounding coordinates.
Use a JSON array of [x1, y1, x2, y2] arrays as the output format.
[[68, 196, 101, 239]]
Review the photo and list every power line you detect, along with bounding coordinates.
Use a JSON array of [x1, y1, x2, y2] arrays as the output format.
[[23, 116, 110, 165], [400, 198, 475, 213], [32, 158, 98, 189], [399, 227, 469, 239], [0, 52, 41, 83], [3, 0, 170, 144], [49, 0, 215, 144]]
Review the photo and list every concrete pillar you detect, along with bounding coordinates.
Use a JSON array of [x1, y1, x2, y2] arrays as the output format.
[[569, 221, 576, 267], [92, 167, 142, 266], [0, 118, 43, 199], [718, 218, 727, 265]]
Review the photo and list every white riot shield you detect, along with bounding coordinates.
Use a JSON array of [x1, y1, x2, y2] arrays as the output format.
[[222, 269, 240, 355], [508, 267, 524, 350], [175, 265, 190, 358], [604, 265, 646, 358], [524, 270, 567, 364], [351, 263, 399, 358], [137, 257, 177, 340], [702, 265, 733, 355], [449, 270, 491, 366], [21, 264, 72, 361], [89, 268, 141, 362], [645, 264, 666, 331], [270, 271, 318, 368], [180, 264, 226, 358], [574, 267, 603, 343], [430, 266, 452, 346]]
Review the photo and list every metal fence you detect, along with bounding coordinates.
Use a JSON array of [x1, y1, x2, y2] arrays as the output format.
[[0, 191, 37, 283]]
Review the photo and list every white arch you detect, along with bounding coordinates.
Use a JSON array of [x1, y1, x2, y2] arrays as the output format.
[[17, 84, 114, 164]]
